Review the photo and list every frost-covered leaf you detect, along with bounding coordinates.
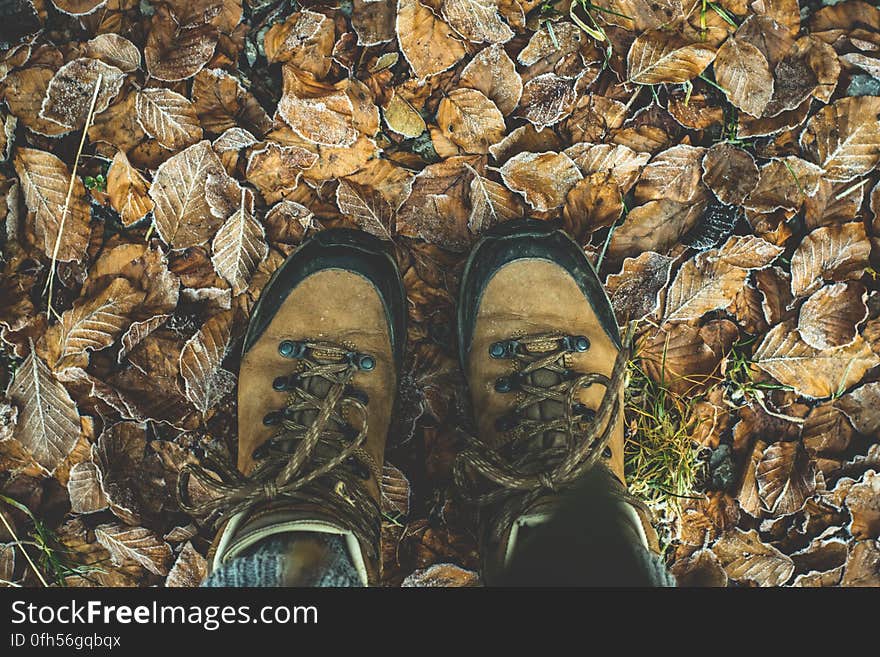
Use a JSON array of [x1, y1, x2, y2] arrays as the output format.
[[790, 223, 871, 298], [635, 144, 706, 204], [499, 151, 582, 212], [380, 463, 411, 517], [68, 461, 108, 514], [107, 150, 153, 227], [336, 180, 394, 240], [6, 349, 80, 474], [701, 143, 759, 206], [756, 441, 816, 516], [753, 322, 878, 399], [627, 29, 716, 85], [437, 88, 505, 154], [441, 0, 513, 44], [179, 310, 236, 414], [396, 0, 466, 79], [401, 563, 480, 587], [144, 8, 218, 82], [84, 34, 141, 72], [712, 528, 794, 586], [211, 187, 267, 295], [801, 96, 880, 183], [798, 282, 867, 350], [165, 541, 207, 587], [713, 38, 773, 118], [40, 58, 124, 130], [460, 44, 522, 116], [136, 88, 202, 151], [95, 523, 173, 576]]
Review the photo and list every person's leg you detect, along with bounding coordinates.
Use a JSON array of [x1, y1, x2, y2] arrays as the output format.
[[454, 219, 673, 586], [180, 229, 407, 587]]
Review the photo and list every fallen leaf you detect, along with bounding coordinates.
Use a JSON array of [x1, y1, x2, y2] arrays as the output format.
[[191, 68, 272, 137], [663, 252, 748, 322], [841, 540, 880, 587], [84, 33, 141, 72], [381, 463, 411, 517], [211, 186, 267, 295], [136, 88, 203, 151], [712, 527, 794, 586], [635, 144, 706, 204], [51, 0, 107, 16], [701, 143, 759, 206], [756, 440, 817, 516], [518, 73, 577, 130], [246, 141, 317, 204], [383, 91, 426, 138], [745, 156, 824, 213], [499, 150, 582, 212], [605, 252, 672, 324], [607, 198, 706, 262], [800, 96, 880, 183], [627, 29, 716, 85], [336, 180, 394, 240], [401, 563, 480, 586], [278, 67, 362, 148], [2, 68, 71, 137], [437, 88, 506, 154], [467, 169, 522, 234], [752, 321, 877, 398], [13, 147, 91, 261], [107, 150, 153, 227], [179, 309, 236, 414], [441, 0, 513, 44], [460, 44, 522, 116], [6, 348, 81, 474], [67, 461, 108, 514], [835, 382, 880, 436], [713, 37, 774, 117], [396, 0, 466, 80], [149, 140, 227, 249], [564, 142, 650, 193], [797, 282, 867, 350], [803, 403, 854, 456], [789, 222, 871, 298], [95, 523, 173, 576], [669, 548, 728, 587], [264, 9, 335, 78], [144, 8, 218, 82], [844, 471, 880, 540], [165, 541, 207, 587], [40, 58, 125, 130]]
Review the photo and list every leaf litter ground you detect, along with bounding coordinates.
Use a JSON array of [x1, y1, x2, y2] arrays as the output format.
[[0, 0, 879, 587]]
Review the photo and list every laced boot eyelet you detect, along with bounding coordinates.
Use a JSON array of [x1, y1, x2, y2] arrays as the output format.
[[263, 411, 281, 426], [272, 376, 288, 391], [346, 352, 375, 371], [602, 447, 612, 459], [494, 376, 515, 393], [279, 340, 306, 358], [489, 340, 518, 359], [562, 335, 590, 353], [251, 443, 269, 460]]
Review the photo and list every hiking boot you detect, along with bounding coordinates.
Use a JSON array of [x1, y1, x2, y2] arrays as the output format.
[[454, 219, 657, 583], [180, 229, 406, 586]]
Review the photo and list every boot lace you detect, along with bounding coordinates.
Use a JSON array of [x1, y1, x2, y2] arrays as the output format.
[[454, 323, 648, 542], [178, 340, 381, 556]]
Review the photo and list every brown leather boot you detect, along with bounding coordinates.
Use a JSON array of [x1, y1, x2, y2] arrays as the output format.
[[180, 229, 406, 585], [455, 219, 657, 583]]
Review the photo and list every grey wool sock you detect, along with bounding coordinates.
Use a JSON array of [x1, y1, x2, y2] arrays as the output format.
[[203, 533, 362, 588]]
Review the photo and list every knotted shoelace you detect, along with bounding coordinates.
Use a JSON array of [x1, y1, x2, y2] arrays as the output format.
[[177, 341, 381, 557], [454, 323, 649, 542]]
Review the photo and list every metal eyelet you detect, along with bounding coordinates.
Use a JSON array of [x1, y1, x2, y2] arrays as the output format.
[[489, 340, 519, 359], [494, 376, 514, 393], [262, 411, 281, 426], [561, 335, 590, 353], [279, 340, 306, 358], [602, 447, 612, 459], [346, 352, 375, 372], [272, 376, 288, 391]]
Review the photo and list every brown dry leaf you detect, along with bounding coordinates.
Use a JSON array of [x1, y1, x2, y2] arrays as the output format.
[[844, 471, 880, 540], [211, 187, 267, 295], [518, 73, 577, 130], [7, 349, 81, 474], [562, 95, 626, 144], [336, 180, 394, 240], [835, 382, 880, 436], [841, 540, 880, 587], [13, 147, 91, 262], [805, 179, 867, 230], [41, 278, 145, 371], [383, 91, 426, 138], [245, 141, 317, 204], [136, 88, 203, 152], [40, 58, 125, 130], [107, 150, 153, 227], [605, 252, 672, 324], [803, 404, 853, 456], [0, 543, 14, 586], [149, 140, 227, 249], [797, 282, 867, 350], [67, 461, 108, 514], [663, 253, 748, 323], [352, 0, 395, 46], [95, 523, 173, 576], [437, 88, 506, 154], [736, 439, 767, 518], [191, 68, 272, 137], [801, 96, 880, 183], [380, 463, 411, 517], [396, 156, 479, 251], [84, 33, 141, 72], [93, 422, 156, 524], [702, 144, 759, 207], [627, 29, 716, 85], [165, 541, 207, 587], [562, 173, 623, 237], [144, 8, 218, 82], [756, 440, 817, 516], [635, 144, 706, 204], [790, 222, 871, 298], [2, 68, 71, 137], [607, 198, 706, 261], [712, 527, 794, 586], [713, 37, 773, 117], [264, 9, 335, 78], [396, 0, 466, 80], [51, 0, 106, 16], [467, 168, 522, 234], [401, 563, 480, 587], [764, 36, 840, 117], [752, 0, 800, 37], [669, 548, 728, 587], [442, 0, 513, 44], [637, 323, 724, 394], [753, 321, 878, 399], [499, 151, 582, 212], [745, 156, 824, 213], [179, 309, 236, 414], [460, 44, 522, 116], [278, 68, 362, 148], [564, 142, 650, 193]]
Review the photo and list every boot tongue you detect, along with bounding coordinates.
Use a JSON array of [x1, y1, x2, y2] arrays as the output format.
[[519, 350, 568, 450]]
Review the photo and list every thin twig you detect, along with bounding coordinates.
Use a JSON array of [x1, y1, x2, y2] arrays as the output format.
[[0, 508, 48, 587], [43, 72, 103, 317]]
